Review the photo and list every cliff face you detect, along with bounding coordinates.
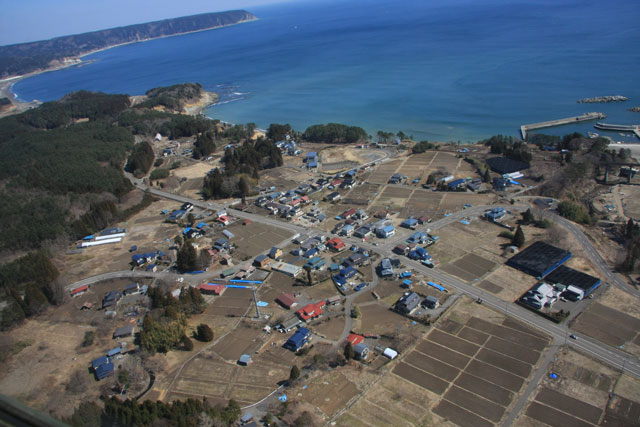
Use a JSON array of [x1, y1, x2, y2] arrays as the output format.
[[0, 10, 256, 78]]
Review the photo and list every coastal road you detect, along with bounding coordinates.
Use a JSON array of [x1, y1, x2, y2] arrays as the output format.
[[133, 184, 640, 377]]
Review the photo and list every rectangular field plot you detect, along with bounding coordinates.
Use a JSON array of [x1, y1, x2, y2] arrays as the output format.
[[212, 326, 262, 360], [173, 378, 228, 397], [444, 386, 506, 422], [457, 327, 490, 346], [573, 303, 640, 347], [454, 373, 513, 406], [526, 401, 593, 427], [404, 351, 460, 382], [453, 253, 497, 277], [465, 360, 524, 392], [477, 280, 503, 294], [433, 399, 493, 427], [301, 372, 360, 417], [340, 399, 412, 427], [415, 341, 471, 370], [229, 384, 273, 402], [475, 348, 532, 378], [393, 362, 449, 395], [234, 362, 289, 386], [183, 359, 235, 382], [427, 329, 480, 357], [440, 264, 476, 282], [484, 336, 540, 365], [368, 161, 403, 184], [535, 388, 602, 424], [465, 317, 548, 351]]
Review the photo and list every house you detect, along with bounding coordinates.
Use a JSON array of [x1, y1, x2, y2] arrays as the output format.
[[342, 209, 357, 219], [102, 290, 122, 309], [407, 231, 428, 244], [401, 218, 419, 229], [276, 293, 298, 310], [347, 333, 364, 346], [395, 292, 421, 314], [214, 238, 231, 251], [71, 285, 88, 297], [280, 316, 303, 332], [388, 173, 404, 184], [238, 354, 252, 366], [485, 207, 506, 222], [354, 343, 369, 360], [297, 301, 326, 322], [340, 266, 358, 279], [92, 356, 114, 380], [304, 248, 319, 259], [305, 152, 319, 163], [123, 283, 140, 295], [374, 210, 389, 219], [467, 178, 482, 191], [217, 215, 231, 226], [447, 178, 467, 190], [422, 295, 440, 309], [326, 191, 341, 202], [168, 209, 186, 222], [283, 327, 311, 352], [354, 224, 373, 239], [393, 244, 410, 255], [340, 224, 355, 237], [326, 295, 342, 305], [348, 252, 368, 266], [197, 283, 226, 296], [380, 258, 394, 277], [305, 256, 326, 271], [376, 225, 395, 238], [271, 262, 302, 277], [113, 324, 134, 339], [417, 216, 431, 224], [184, 228, 203, 239], [269, 247, 283, 259], [221, 268, 235, 278], [493, 178, 509, 191], [327, 237, 346, 252], [254, 254, 270, 268]]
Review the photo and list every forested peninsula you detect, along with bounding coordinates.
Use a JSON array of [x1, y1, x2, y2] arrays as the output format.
[[0, 10, 256, 78]]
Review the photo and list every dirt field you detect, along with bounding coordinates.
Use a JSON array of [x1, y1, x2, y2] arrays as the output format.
[[299, 370, 360, 418], [515, 346, 640, 427], [337, 297, 552, 426], [572, 296, 640, 355]]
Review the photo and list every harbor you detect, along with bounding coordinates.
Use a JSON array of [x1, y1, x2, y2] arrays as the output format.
[[595, 122, 640, 140], [520, 112, 606, 140]]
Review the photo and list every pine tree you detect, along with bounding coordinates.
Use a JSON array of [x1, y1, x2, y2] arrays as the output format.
[[512, 225, 525, 248], [483, 168, 491, 183], [197, 323, 214, 342], [177, 242, 197, 272], [344, 342, 354, 360], [289, 365, 300, 381], [522, 208, 535, 225]]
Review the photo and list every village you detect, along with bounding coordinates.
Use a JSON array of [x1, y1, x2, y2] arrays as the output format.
[[4, 131, 640, 427]]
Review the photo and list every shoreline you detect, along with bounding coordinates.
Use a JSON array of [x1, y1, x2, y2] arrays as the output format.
[[3, 17, 259, 106]]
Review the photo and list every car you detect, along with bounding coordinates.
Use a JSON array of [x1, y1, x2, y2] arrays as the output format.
[[354, 283, 367, 292], [569, 334, 577, 340], [421, 260, 434, 268]]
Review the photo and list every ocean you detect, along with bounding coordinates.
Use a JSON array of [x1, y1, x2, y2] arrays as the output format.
[[11, 0, 640, 142]]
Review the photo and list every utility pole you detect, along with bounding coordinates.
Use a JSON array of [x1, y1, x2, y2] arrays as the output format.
[[252, 286, 261, 319]]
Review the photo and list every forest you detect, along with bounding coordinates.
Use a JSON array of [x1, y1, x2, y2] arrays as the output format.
[[0, 10, 256, 77], [303, 123, 367, 144]]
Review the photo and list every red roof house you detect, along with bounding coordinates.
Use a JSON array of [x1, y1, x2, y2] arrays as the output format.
[[217, 215, 231, 226], [347, 333, 364, 346], [342, 209, 357, 219], [197, 283, 226, 296], [296, 301, 326, 321], [327, 237, 346, 252]]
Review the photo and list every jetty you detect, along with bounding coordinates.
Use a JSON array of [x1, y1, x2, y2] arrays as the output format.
[[594, 122, 640, 140], [520, 112, 606, 140]]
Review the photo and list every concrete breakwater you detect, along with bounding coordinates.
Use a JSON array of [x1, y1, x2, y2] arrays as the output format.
[[577, 95, 628, 103], [520, 112, 606, 140]]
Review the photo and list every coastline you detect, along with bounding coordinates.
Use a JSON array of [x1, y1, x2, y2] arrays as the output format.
[[2, 17, 258, 107]]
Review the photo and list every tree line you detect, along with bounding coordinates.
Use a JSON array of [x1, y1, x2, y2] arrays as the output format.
[[303, 123, 367, 144]]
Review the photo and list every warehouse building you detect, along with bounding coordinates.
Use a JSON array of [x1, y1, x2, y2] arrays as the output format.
[[506, 241, 572, 279]]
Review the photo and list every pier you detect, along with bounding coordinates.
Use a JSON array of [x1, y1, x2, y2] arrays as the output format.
[[520, 112, 606, 140], [594, 122, 640, 140]]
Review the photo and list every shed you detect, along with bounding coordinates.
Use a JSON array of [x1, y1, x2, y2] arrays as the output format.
[[276, 293, 298, 310], [280, 316, 303, 332], [254, 254, 269, 268], [240, 413, 254, 424], [198, 283, 226, 296], [124, 283, 140, 295], [113, 324, 134, 339], [383, 348, 398, 360], [107, 347, 122, 357], [71, 285, 88, 297], [238, 354, 252, 366], [422, 295, 440, 309], [354, 343, 370, 360], [222, 230, 235, 239]]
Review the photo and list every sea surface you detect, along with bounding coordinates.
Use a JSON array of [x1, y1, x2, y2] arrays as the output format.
[[11, 0, 640, 142]]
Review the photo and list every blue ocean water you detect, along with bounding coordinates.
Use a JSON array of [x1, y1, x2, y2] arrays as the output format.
[[11, 0, 640, 142]]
